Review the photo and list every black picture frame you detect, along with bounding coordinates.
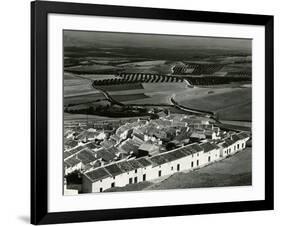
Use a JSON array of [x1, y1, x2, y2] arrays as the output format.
[[31, 0, 274, 224]]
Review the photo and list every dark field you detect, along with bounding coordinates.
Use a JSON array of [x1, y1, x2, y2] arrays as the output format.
[[111, 93, 149, 102]]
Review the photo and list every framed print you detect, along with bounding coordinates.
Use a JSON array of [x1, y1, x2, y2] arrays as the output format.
[[31, 0, 274, 224]]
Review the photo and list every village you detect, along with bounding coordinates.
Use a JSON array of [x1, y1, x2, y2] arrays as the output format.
[[63, 112, 250, 194]]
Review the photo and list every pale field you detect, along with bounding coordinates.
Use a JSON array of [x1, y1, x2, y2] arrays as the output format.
[[117, 82, 188, 105], [172, 85, 251, 121], [119, 60, 167, 67]]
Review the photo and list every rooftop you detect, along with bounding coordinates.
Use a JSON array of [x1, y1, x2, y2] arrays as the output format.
[[86, 168, 111, 182], [136, 158, 152, 167], [104, 164, 124, 177], [200, 142, 218, 152], [96, 149, 116, 162], [127, 159, 143, 170], [65, 156, 81, 168], [237, 132, 249, 139], [150, 155, 169, 166], [77, 149, 98, 165], [116, 161, 135, 172]]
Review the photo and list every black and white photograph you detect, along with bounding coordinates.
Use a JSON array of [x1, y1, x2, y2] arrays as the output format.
[[63, 30, 252, 195], [0, 0, 276, 225]]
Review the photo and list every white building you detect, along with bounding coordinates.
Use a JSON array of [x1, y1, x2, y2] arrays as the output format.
[[81, 132, 250, 193], [64, 156, 83, 175]]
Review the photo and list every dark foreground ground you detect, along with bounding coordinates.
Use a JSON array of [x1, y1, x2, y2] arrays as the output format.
[[105, 147, 252, 192]]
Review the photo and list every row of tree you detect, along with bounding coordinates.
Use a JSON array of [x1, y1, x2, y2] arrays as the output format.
[[93, 74, 184, 86]]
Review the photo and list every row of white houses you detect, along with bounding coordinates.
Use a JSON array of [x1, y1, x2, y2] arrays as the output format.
[[82, 132, 250, 193]]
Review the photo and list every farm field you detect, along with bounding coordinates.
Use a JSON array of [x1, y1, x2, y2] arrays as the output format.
[[220, 120, 252, 127], [119, 82, 188, 105], [105, 148, 252, 192], [99, 82, 189, 105], [111, 93, 149, 102], [64, 75, 93, 96], [64, 93, 105, 106], [64, 112, 144, 122], [65, 64, 119, 74], [98, 83, 144, 91], [174, 86, 251, 121]]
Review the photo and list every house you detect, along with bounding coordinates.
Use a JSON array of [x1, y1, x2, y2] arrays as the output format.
[[200, 142, 220, 164], [217, 141, 231, 158], [95, 148, 117, 164], [100, 138, 116, 149], [81, 132, 250, 193], [84, 142, 100, 150], [174, 127, 190, 143], [137, 143, 159, 157], [77, 149, 99, 166], [204, 130, 217, 140], [180, 143, 205, 169], [64, 139, 79, 150], [190, 131, 206, 142], [135, 158, 153, 182], [118, 138, 140, 156], [83, 167, 112, 193], [64, 145, 87, 160], [127, 159, 147, 184], [64, 156, 83, 175], [132, 132, 148, 143], [116, 161, 136, 185], [237, 132, 250, 149], [231, 132, 250, 152], [110, 134, 121, 144], [75, 130, 105, 142]]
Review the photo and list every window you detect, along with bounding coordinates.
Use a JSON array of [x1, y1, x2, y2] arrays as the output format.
[[197, 159, 199, 166], [134, 177, 138, 183], [129, 178, 133, 184], [234, 146, 236, 151], [208, 156, 211, 162], [242, 143, 244, 148], [197, 153, 199, 156], [111, 182, 115, 188], [100, 179, 102, 182], [113, 176, 115, 179], [135, 169, 137, 173], [100, 188, 103, 192], [143, 174, 146, 181], [237, 144, 240, 149], [191, 161, 194, 168], [171, 166, 173, 171], [177, 164, 180, 171], [158, 170, 162, 177]]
